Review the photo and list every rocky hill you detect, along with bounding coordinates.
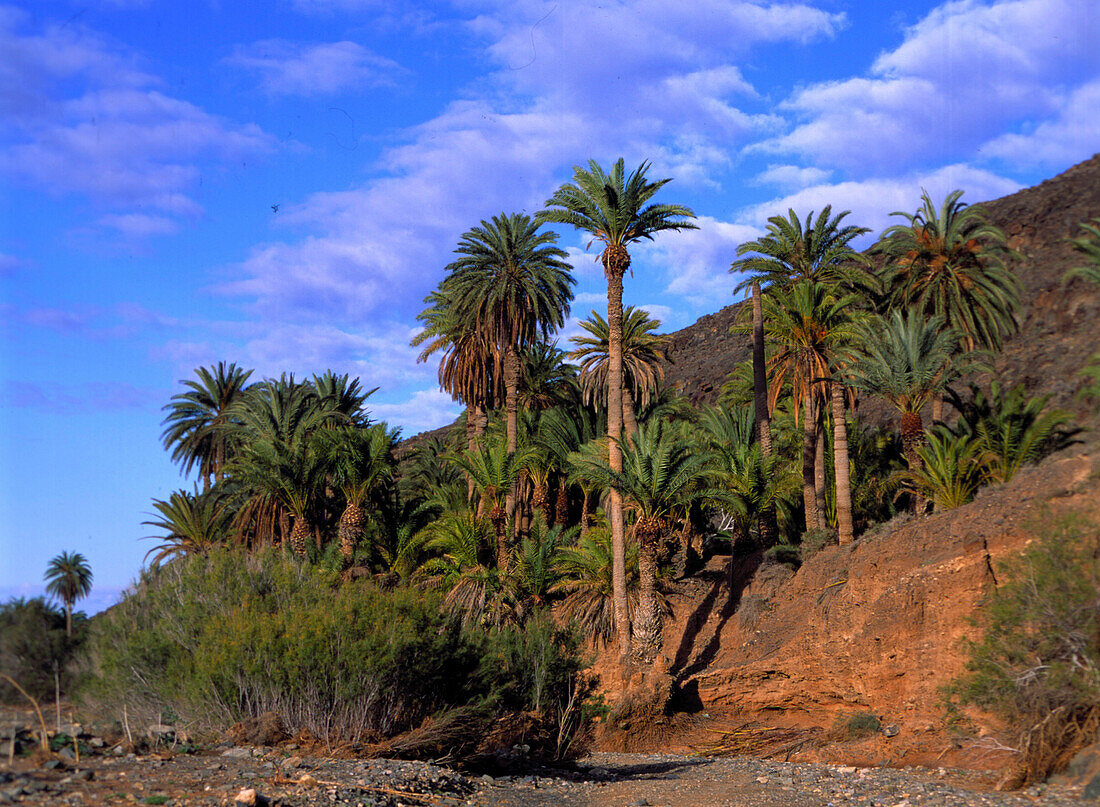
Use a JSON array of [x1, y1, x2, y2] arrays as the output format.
[[662, 153, 1100, 417]]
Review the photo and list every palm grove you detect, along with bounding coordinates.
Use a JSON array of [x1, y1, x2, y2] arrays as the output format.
[[149, 159, 1093, 694]]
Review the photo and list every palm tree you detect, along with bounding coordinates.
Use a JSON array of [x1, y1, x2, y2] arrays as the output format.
[[708, 441, 798, 548], [161, 362, 253, 489], [414, 286, 501, 459], [538, 158, 696, 657], [452, 436, 537, 570], [848, 309, 962, 477], [519, 341, 578, 412], [445, 212, 574, 530], [570, 306, 669, 436], [731, 207, 872, 454], [899, 430, 989, 513], [416, 511, 509, 627], [143, 488, 233, 567], [320, 423, 399, 563], [946, 382, 1075, 485], [511, 518, 572, 617], [44, 552, 93, 637], [877, 188, 1018, 421], [312, 371, 377, 427], [576, 419, 709, 663], [553, 527, 640, 648], [1065, 218, 1100, 286], [763, 281, 861, 538]]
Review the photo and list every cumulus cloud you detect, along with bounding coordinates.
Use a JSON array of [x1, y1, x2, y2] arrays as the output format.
[[981, 79, 1100, 168], [642, 216, 761, 308], [0, 9, 274, 236], [736, 164, 1022, 247], [758, 0, 1100, 174], [227, 40, 404, 96], [369, 388, 461, 436]]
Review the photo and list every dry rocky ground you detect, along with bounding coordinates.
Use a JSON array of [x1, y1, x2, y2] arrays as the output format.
[[0, 742, 1096, 807]]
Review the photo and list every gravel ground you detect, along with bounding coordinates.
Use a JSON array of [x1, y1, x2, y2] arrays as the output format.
[[0, 748, 1092, 806]]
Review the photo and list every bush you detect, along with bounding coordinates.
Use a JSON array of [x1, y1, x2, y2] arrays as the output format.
[[83, 549, 594, 757], [832, 711, 881, 740], [0, 597, 81, 703], [950, 515, 1100, 782]]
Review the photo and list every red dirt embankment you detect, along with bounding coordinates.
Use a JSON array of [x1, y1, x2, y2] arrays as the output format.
[[594, 445, 1100, 770]]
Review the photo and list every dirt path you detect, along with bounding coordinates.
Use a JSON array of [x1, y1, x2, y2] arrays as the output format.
[[1, 749, 1091, 806]]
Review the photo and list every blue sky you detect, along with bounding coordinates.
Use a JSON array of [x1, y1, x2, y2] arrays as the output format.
[[1, 0, 1097, 613]]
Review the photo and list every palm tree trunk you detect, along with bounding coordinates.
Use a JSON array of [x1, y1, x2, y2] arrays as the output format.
[[606, 258, 631, 661], [814, 413, 827, 532], [465, 403, 477, 501], [832, 380, 854, 545], [931, 392, 944, 425], [633, 523, 661, 664], [752, 279, 779, 545], [504, 346, 520, 540], [752, 280, 772, 455], [64, 602, 72, 638], [554, 480, 568, 526], [802, 386, 819, 533], [623, 391, 639, 438]]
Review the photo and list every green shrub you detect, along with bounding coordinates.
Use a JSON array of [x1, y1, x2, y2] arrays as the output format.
[[950, 515, 1100, 782], [83, 548, 594, 756], [0, 597, 81, 703], [763, 543, 800, 571], [833, 711, 881, 740]]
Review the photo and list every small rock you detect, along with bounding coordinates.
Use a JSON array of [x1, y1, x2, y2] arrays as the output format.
[[222, 747, 251, 759], [280, 755, 303, 770], [836, 766, 857, 775], [58, 747, 77, 761], [88, 737, 105, 748], [630, 800, 650, 806], [883, 724, 900, 737], [234, 787, 269, 807], [297, 774, 318, 787], [43, 759, 64, 770], [588, 768, 609, 778]]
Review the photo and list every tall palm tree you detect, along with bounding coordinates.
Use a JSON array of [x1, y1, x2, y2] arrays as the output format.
[[763, 281, 861, 537], [44, 551, 93, 637], [445, 212, 574, 531], [161, 362, 253, 489], [414, 286, 501, 459], [576, 419, 709, 664], [570, 306, 669, 436], [538, 158, 696, 658], [877, 189, 1018, 419], [731, 207, 872, 453]]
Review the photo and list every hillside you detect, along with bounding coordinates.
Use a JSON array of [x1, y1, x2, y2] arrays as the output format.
[[662, 153, 1100, 417]]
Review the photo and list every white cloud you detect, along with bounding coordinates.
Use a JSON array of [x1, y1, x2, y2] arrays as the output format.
[[981, 79, 1100, 168], [758, 0, 1100, 173], [737, 164, 1022, 245], [369, 388, 461, 436], [755, 164, 833, 189], [227, 40, 404, 96], [644, 216, 761, 308], [0, 11, 274, 236]]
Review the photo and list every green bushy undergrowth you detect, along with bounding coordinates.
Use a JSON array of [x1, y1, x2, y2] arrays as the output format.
[[84, 549, 593, 753], [0, 597, 83, 703], [950, 515, 1100, 781]]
